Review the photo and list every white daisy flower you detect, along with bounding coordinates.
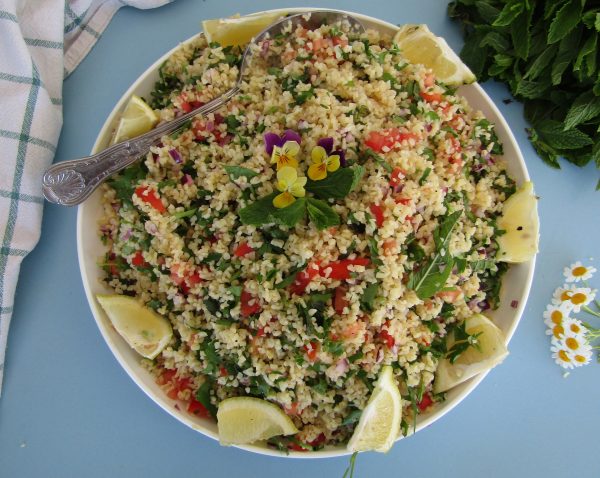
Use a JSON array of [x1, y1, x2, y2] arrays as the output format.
[[571, 348, 593, 367], [550, 338, 575, 370], [562, 317, 587, 337], [552, 285, 596, 313], [563, 261, 596, 283], [543, 303, 570, 331]]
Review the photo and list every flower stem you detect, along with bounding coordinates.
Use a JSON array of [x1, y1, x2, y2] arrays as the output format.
[[583, 305, 600, 319]]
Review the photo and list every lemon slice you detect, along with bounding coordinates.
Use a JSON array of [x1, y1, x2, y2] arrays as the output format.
[[347, 365, 402, 453], [112, 95, 159, 145], [393, 24, 476, 86], [217, 397, 298, 445], [496, 181, 539, 263], [96, 294, 172, 359], [433, 314, 508, 394], [202, 12, 285, 47]]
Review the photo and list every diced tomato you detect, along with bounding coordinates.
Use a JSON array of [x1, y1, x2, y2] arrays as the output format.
[[370, 203, 385, 228], [240, 289, 261, 317], [131, 250, 147, 267], [394, 196, 411, 205], [303, 341, 320, 361], [187, 397, 210, 418], [187, 270, 203, 286], [417, 393, 434, 412], [289, 262, 320, 295], [379, 329, 395, 349], [288, 442, 310, 452], [424, 73, 435, 88], [135, 186, 166, 213], [449, 136, 462, 153], [365, 128, 418, 152], [311, 37, 327, 51], [389, 167, 406, 187], [255, 326, 266, 338], [382, 239, 397, 255], [180, 101, 192, 113], [436, 289, 462, 303], [308, 433, 326, 447], [190, 100, 204, 109], [219, 366, 228, 377], [334, 286, 349, 315], [233, 241, 254, 257], [165, 376, 191, 400], [332, 36, 348, 47], [157, 368, 177, 385], [341, 321, 363, 339], [419, 91, 443, 103], [285, 402, 299, 416], [320, 258, 370, 281]]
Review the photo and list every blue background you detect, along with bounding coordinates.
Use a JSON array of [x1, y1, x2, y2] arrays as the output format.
[[2, 1, 599, 477]]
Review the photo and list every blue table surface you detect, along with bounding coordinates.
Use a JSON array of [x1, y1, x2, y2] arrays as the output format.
[[2, 1, 599, 477]]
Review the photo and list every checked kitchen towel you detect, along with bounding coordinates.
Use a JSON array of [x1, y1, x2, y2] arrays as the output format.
[[0, 0, 172, 396]]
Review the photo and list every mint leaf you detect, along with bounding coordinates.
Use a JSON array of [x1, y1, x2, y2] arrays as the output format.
[[475, 1, 500, 24], [195, 379, 217, 418], [573, 32, 598, 77], [270, 198, 307, 227], [547, 0, 584, 44], [305, 168, 357, 199], [523, 45, 557, 80], [239, 193, 307, 228], [533, 119, 593, 150], [224, 165, 258, 180], [492, 0, 523, 27], [511, 7, 533, 60], [412, 259, 454, 300], [360, 282, 379, 312], [350, 165, 365, 192], [563, 91, 600, 130], [306, 197, 340, 230], [239, 193, 277, 225], [479, 31, 509, 52], [551, 26, 582, 85]]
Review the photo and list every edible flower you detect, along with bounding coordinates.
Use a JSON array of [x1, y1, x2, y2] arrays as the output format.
[[271, 140, 300, 170], [563, 261, 597, 283], [308, 139, 342, 181], [553, 285, 596, 313], [273, 166, 307, 208], [264, 129, 302, 155]]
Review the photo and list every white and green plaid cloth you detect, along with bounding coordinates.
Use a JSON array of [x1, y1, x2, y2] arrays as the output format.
[[0, 0, 172, 395]]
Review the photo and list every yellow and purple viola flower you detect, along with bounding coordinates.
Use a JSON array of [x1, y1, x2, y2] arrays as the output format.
[[273, 166, 307, 208], [264, 130, 302, 170], [308, 137, 345, 181]]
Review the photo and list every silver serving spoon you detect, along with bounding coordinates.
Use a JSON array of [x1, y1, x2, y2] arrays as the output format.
[[42, 10, 365, 206]]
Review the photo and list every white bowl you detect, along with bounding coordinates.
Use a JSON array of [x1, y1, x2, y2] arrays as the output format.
[[77, 8, 536, 458]]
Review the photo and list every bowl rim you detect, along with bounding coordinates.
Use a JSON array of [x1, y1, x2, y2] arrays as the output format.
[[77, 7, 536, 459]]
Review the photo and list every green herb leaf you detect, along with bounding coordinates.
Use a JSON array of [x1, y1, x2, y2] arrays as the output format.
[[306, 197, 340, 230], [360, 283, 379, 312], [547, 0, 584, 44], [492, 0, 524, 27], [305, 168, 358, 199], [195, 379, 218, 418], [532, 119, 593, 150], [224, 165, 259, 180], [563, 91, 600, 130]]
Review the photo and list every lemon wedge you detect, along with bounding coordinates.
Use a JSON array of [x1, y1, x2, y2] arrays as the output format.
[[347, 365, 402, 453], [96, 294, 172, 359], [112, 95, 159, 145], [433, 314, 509, 394], [393, 24, 476, 86], [217, 397, 298, 445], [497, 181, 539, 263], [202, 12, 286, 47]]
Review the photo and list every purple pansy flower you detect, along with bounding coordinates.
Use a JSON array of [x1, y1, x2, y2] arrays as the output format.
[[264, 130, 302, 155], [317, 137, 346, 167]]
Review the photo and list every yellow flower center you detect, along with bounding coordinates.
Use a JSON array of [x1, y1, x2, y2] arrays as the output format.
[[560, 291, 572, 301], [574, 354, 587, 363], [570, 293, 587, 305], [569, 323, 581, 334], [550, 310, 563, 325], [572, 266, 587, 277], [558, 350, 571, 363], [552, 325, 564, 339], [565, 337, 579, 351]]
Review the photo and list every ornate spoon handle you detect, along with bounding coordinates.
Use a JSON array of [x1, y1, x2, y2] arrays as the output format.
[[42, 87, 239, 206]]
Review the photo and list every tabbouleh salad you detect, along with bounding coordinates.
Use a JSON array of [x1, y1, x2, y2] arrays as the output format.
[[98, 19, 516, 451]]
